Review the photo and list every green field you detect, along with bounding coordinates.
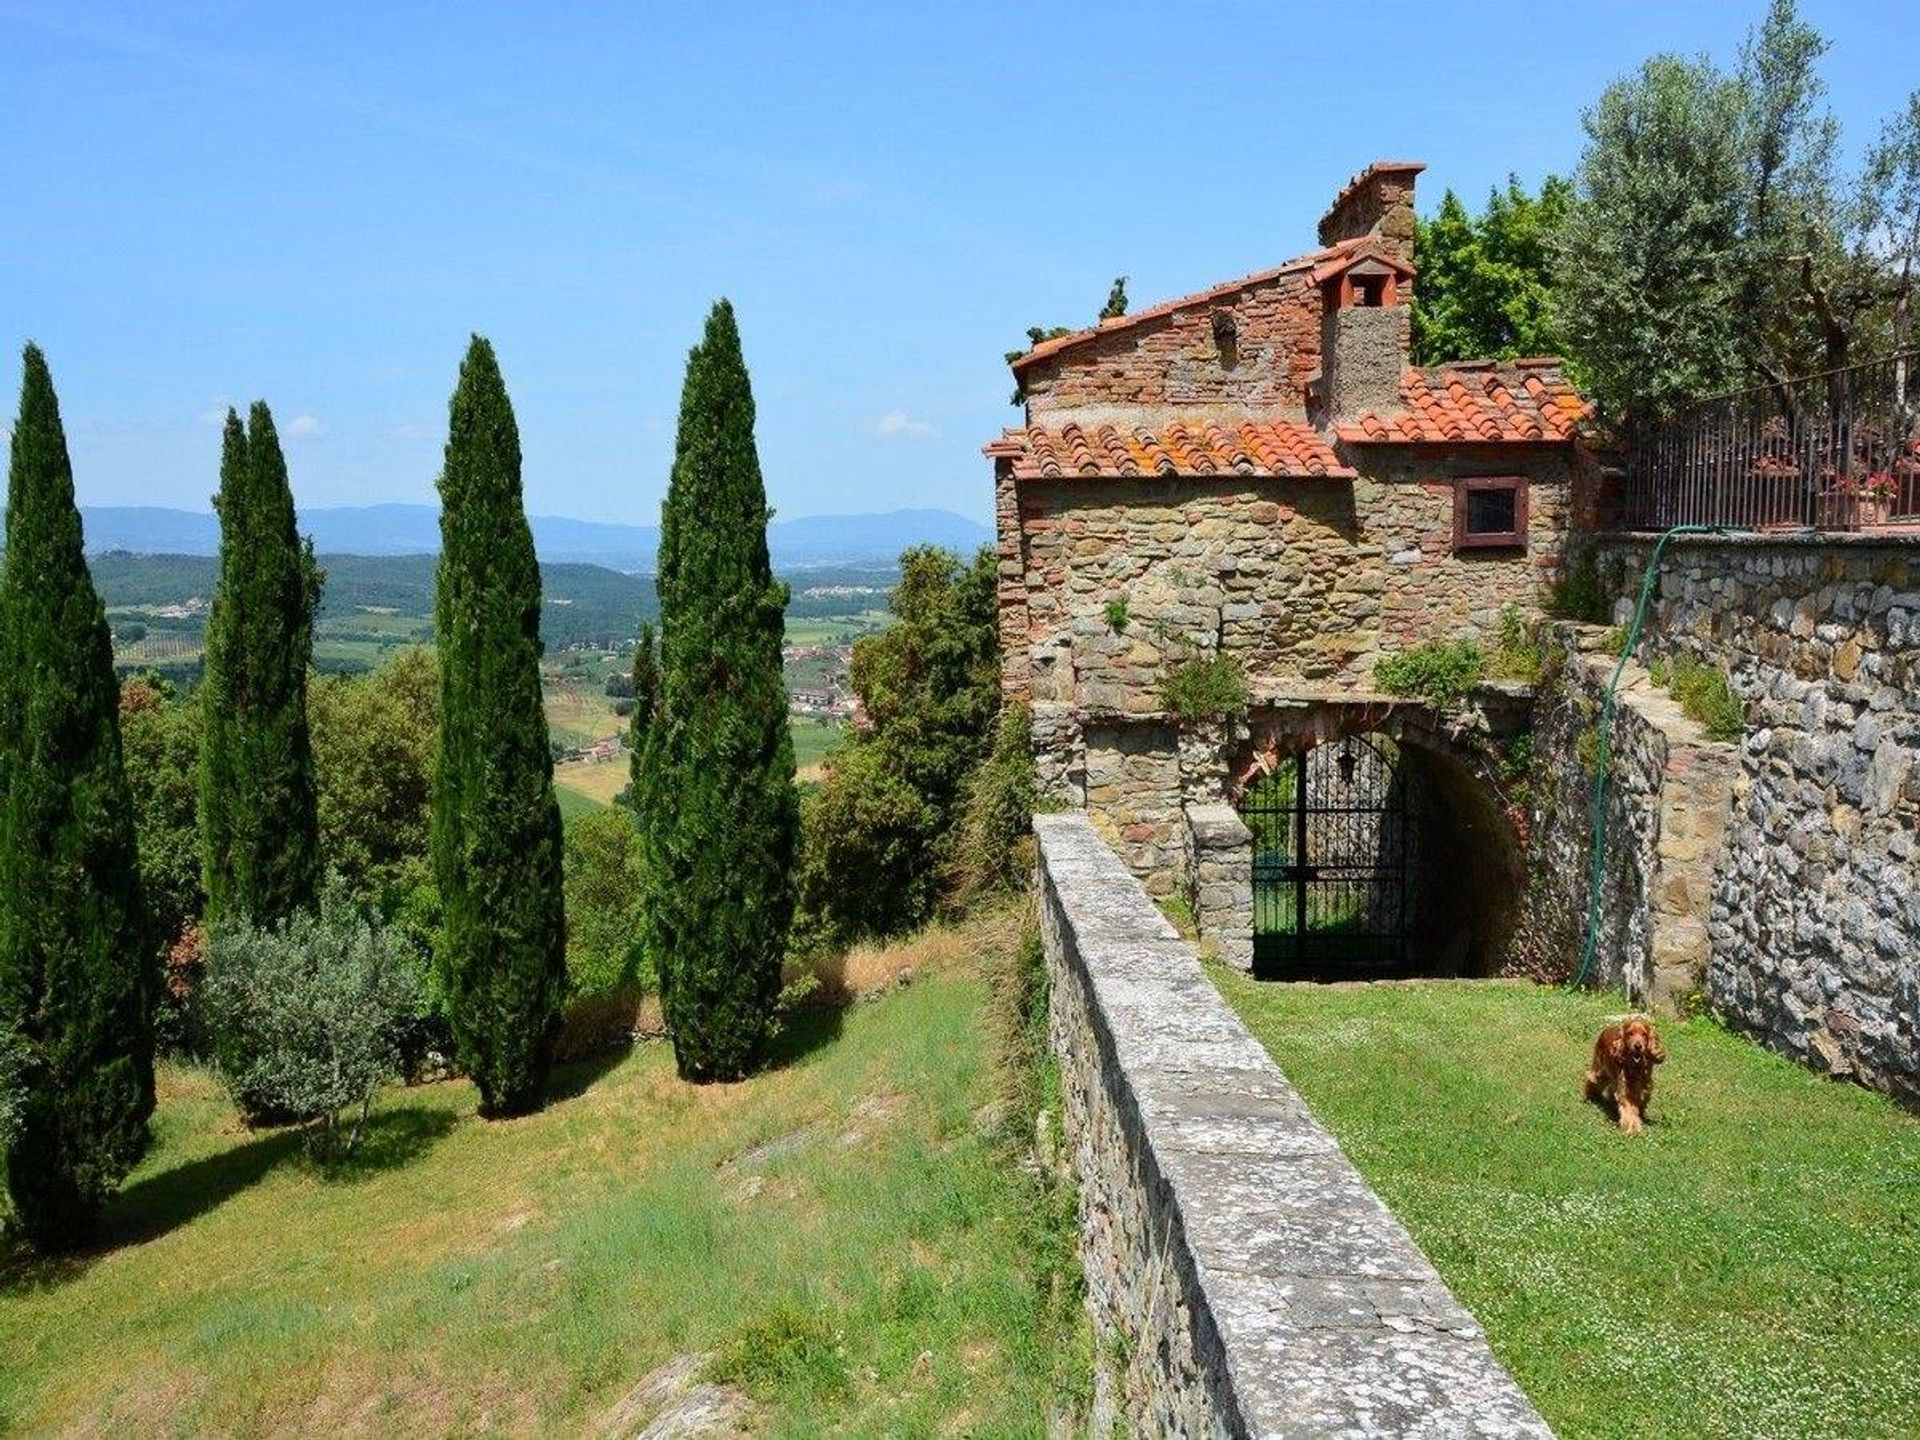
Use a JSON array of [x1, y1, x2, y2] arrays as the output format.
[[0, 914, 1075, 1436], [790, 716, 844, 777], [1214, 973, 1920, 1440]]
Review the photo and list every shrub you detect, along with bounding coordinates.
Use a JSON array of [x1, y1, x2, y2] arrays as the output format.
[[981, 921, 1049, 1148], [201, 893, 423, 1161], [792, 742, 937, 956], [1375, 638, 1485, 710], [790, 545, 1000, 954], [1657, 656, 1744, 741], [1490, 604, 1543, 683], [1548, 550, 1607, 622], [1104, 595, 1130, 632], [946, 702, 1038, 907], [1159, 654, 1250, 721]]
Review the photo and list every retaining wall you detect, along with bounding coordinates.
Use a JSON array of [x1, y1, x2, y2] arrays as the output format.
[[1034, 812, 1549, 1438], [1592, 533, 1919, 1105]]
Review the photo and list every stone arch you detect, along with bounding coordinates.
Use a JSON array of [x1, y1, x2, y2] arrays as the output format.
[[1227, 700, 1526, 977]]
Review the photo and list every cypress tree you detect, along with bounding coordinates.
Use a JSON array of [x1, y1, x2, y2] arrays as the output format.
[[636, 301, 797, 1082], [200, 402, 323, 928], [0, 345, 154, 1250], [431, 336, 566, 1116]]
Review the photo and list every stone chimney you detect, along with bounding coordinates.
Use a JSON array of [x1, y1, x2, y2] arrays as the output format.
[[1317, 160, 1424, 270], [1316, 161, 1423, 422]]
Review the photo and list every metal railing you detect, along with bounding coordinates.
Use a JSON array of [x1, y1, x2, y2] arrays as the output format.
[[1622, 350, 1920, 532]]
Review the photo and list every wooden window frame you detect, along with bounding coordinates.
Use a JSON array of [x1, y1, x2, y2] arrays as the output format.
[[1454, 476, 1528, 550]]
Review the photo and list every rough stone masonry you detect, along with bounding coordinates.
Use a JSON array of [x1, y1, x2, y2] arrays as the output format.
[[1036, 813, 1550, 1437]]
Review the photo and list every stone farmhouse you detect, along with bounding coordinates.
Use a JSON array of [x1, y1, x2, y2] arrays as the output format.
[[987, 160, 1600, 980]]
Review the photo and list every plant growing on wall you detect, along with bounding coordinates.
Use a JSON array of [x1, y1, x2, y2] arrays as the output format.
[[1490, 604, 1544, 683], [1104, 595, 1130, 633], [1648, 656, 1745, 740], [1159, 654, 1250, 721], [1375, 637, 1486, 710]]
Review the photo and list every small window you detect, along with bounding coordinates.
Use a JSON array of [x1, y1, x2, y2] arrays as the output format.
[[1454, 477, 1528, 550], [1352, 274, 1387, 307]]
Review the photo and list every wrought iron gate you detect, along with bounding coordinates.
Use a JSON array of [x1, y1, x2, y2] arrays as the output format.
[[1241, 735, 1410, 979]]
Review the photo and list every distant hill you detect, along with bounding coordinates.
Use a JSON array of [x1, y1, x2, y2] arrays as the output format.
[[76, 504, 989, 570]]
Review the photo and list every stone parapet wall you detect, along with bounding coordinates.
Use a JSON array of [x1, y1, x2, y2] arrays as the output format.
[[1518, 629, 1739, 1010], [1035, 813, 1551, 1438], [1589, 534, 1919, 1104]]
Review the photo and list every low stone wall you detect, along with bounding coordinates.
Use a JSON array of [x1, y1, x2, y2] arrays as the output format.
[[1591, 533, 1919, 1105], [1517, 627, 1740, 1010], [1035, 812, 1550, 1438]]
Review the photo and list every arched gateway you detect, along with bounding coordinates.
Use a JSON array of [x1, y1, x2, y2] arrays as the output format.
[[1240, 734, 1413, 979]]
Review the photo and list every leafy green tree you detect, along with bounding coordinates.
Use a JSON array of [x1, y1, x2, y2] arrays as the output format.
[[310, 647, 439, 909], [431, 337, 566, 1116], [793, 545, 1000, 952], [1413, 177, 1573, 366], [563, 807, 642, 998], [119, 675, 205, 949], [1557, 53, 1750, 421], [200, 404, 323, 927], [1558, 1, 1919, 419], [0, 345, 154, 1250], [635, 301, 797, 1082]]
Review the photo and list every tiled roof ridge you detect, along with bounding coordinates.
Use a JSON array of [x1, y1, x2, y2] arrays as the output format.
[[1009, 236, 1371, 373]]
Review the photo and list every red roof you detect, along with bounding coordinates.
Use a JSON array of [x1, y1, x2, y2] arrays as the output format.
[[1334, 361, 1590, 444], [985, 418, 1354, 480]]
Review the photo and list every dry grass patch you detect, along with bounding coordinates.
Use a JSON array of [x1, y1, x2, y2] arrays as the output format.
[[2, 903, 1072, 1437]]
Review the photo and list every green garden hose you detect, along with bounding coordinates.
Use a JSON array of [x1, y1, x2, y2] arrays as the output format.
[[1570, 523, 1734, 989]]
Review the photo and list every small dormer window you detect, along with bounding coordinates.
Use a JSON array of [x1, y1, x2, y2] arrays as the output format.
[[1352, 274, 1388, 307]]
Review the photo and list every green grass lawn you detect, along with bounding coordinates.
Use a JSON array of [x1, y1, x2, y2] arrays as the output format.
[[1, 919, 1072, 1436], [1213, 973, 1920, 1440]]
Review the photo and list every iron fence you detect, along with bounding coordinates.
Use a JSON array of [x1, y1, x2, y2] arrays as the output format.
[[1622, 350, 1920, 532]]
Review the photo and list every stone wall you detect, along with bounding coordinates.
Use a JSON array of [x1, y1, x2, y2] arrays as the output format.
[[1034, 812, 1550, 1438], [1517, 627, 1740, 1012], [1586, 533, 1919, 1105], [1007, 454, 1572, 718], [1018, 268, 1323, 419]]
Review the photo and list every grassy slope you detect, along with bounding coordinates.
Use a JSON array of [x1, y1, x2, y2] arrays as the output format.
[[1214, 973, 1920, 1440], [1, 920, 1064, 1437]]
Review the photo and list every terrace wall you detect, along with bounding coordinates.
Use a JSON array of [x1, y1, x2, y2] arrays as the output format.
[[1534, 533, 1918, 1105], [1034, 812, 1550, 1437]]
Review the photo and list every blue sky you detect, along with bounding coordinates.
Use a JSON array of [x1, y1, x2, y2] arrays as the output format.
[[6, 1, 1917, 526]]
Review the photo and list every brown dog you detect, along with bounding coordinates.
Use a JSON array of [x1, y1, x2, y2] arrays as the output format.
[[1584, 1016, 1666, 1135]]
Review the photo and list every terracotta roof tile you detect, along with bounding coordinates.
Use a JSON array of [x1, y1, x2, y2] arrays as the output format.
[[985, 419, 1353, 480], [1334, 361, 1590, 444]]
